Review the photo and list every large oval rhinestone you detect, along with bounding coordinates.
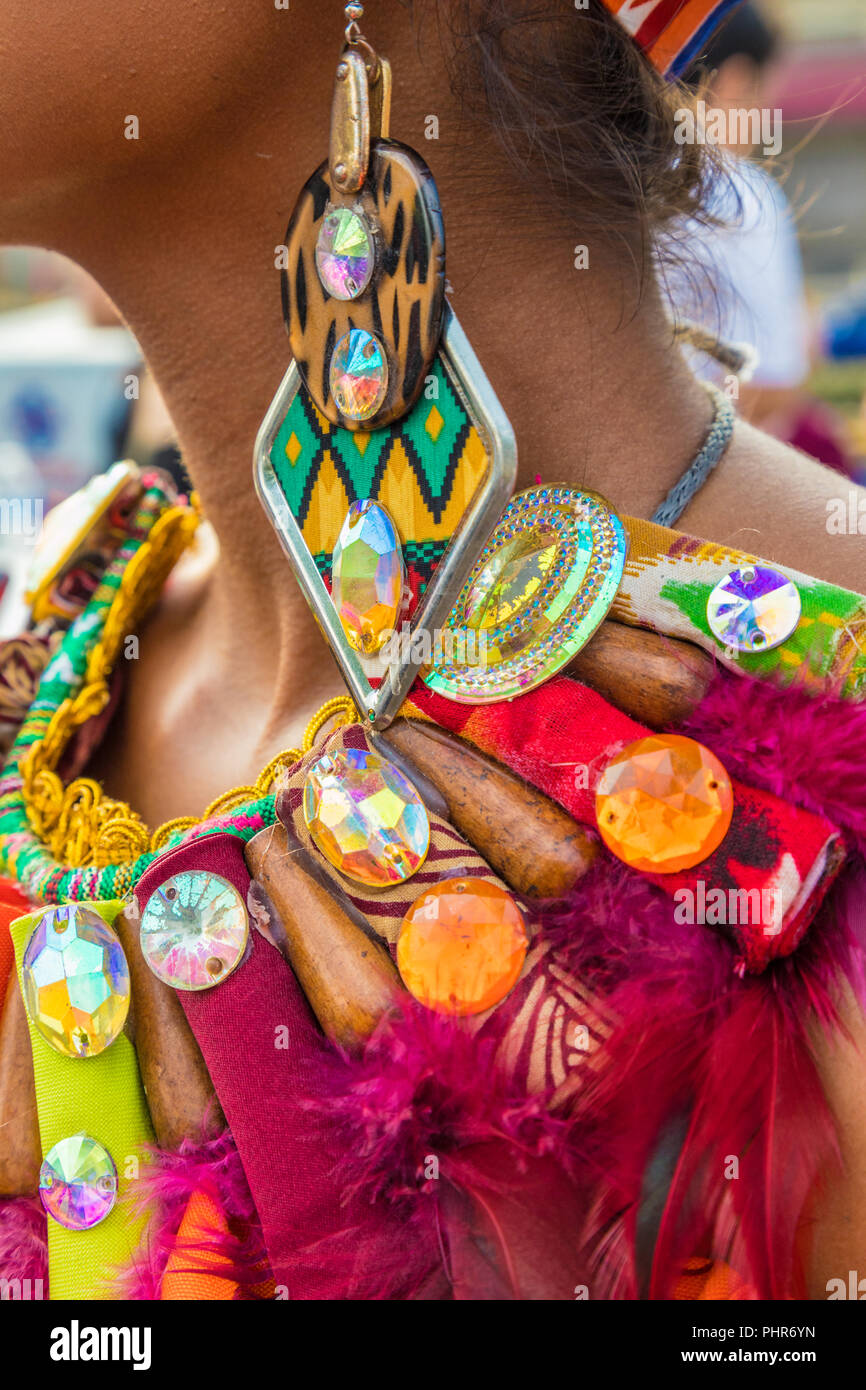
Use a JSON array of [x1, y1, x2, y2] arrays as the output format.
[[596, 734, 733, 874], [315, 207, 375, 300], [21, 905, 130, 1058], [397, 878, 528, 1016], [706, 564, 801, 653], [464, 525, 561, 630], [331, 499, 405, 655], [140, 870, 249, 991], [423, 486, 627, 704], [39, 1134, 118, 1231], [330, 328, 389, 422], [303, 747, 430, 889]]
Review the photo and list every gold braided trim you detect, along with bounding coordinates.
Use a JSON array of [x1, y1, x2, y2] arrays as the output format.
[[301, 695, 357, 751], [19, 498, 360, 867], [25, 769, 151, 869]]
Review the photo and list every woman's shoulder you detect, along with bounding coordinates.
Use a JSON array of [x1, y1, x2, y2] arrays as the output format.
[[679, 419, 866, 594]]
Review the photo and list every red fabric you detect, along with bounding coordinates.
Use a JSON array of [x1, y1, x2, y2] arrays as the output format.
[[409, 677, 843, 972], [0, 878, 31, 1019], [133, 834, 421, 1300]]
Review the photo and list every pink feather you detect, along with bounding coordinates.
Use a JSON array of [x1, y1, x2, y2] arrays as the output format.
[[541, 860, 865, 1298], [682, 670, 866, 852], [0, 1196, 47, 1293], [115, 1129, 269, 1300]]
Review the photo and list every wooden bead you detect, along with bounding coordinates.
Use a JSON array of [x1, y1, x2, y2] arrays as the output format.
[[114, 906, 226, 1150], [245, 822, 402, 1051], [381, 720, 597, 898], [0, 972, 40, 1196], [569, 621, 714, 728]]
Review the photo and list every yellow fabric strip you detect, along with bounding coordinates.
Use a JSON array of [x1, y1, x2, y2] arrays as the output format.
[[11, 901, 154, 1301]]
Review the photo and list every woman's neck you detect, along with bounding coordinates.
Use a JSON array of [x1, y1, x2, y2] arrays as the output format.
[[39, 20, 713, 765]]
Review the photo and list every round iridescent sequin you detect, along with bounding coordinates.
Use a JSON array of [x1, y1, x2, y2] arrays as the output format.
[[706, 565, 801, 654], [330, 329, 389, 422], [140, 871, 249, 991], [21, 905, 130, 1058], [39, 1134, 117, 1231], [315, 208, 375, 300], [303, 746, 430, 889]]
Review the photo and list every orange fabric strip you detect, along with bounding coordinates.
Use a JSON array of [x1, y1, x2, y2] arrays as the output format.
[[160, 1189, 239, 1302], [674, 1257, 756, 1300]]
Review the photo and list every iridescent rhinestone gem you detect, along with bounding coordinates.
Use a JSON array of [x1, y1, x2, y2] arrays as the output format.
[[140, 871, 249, 991], [424, 486, 628, 703], [706, 565, 801, 653], [330, 328, 388, 422], [303, 746, 430, 888], [315, 208, 375, 300], [21, 905, 130, 1058], [397, 878, 528, 1016], [39, 1134, 117, 1231], [331, 499, 405, 655], [596, 734, 733, 874], [464, 525, 560, 630]]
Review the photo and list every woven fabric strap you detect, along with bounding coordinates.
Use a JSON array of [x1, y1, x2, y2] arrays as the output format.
[[10, 901, 154, 1300], [650, 385, 735, 528]]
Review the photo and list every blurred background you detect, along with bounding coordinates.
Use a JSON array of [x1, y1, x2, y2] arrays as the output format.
[[0, 0, 864, 634], [761, 0, 866, 447]]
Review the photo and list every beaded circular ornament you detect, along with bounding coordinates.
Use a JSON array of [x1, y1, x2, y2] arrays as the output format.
[[423, 486, 627, 702]]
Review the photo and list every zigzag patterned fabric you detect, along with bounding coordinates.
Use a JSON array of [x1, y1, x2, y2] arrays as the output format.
[[268, 358, 489, 610], [601, 0, 743, 76]]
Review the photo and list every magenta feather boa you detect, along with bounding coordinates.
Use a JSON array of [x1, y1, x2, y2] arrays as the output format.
[[682, 670, 866, 855]]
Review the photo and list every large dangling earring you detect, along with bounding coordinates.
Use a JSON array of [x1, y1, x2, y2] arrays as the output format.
[[255, 3, 516, 729], [254, 3, 626, 727]]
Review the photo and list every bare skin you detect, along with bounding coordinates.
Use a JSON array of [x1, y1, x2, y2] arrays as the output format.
[[1, 1, 861, 821], [1, 1, 864, 1290]]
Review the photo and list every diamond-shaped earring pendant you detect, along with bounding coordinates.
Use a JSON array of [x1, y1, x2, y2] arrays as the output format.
[[255, 32, 516, 729]]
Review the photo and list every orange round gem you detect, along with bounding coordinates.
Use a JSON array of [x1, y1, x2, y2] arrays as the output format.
[[397, 878, 528, 1017], [595, 734, 733, 874]]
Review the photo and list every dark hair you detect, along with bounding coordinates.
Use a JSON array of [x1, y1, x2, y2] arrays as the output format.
[[430, 0, 724, 261]]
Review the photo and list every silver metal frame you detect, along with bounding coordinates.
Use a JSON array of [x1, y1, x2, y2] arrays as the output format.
[[253, 302, 517, 729]]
